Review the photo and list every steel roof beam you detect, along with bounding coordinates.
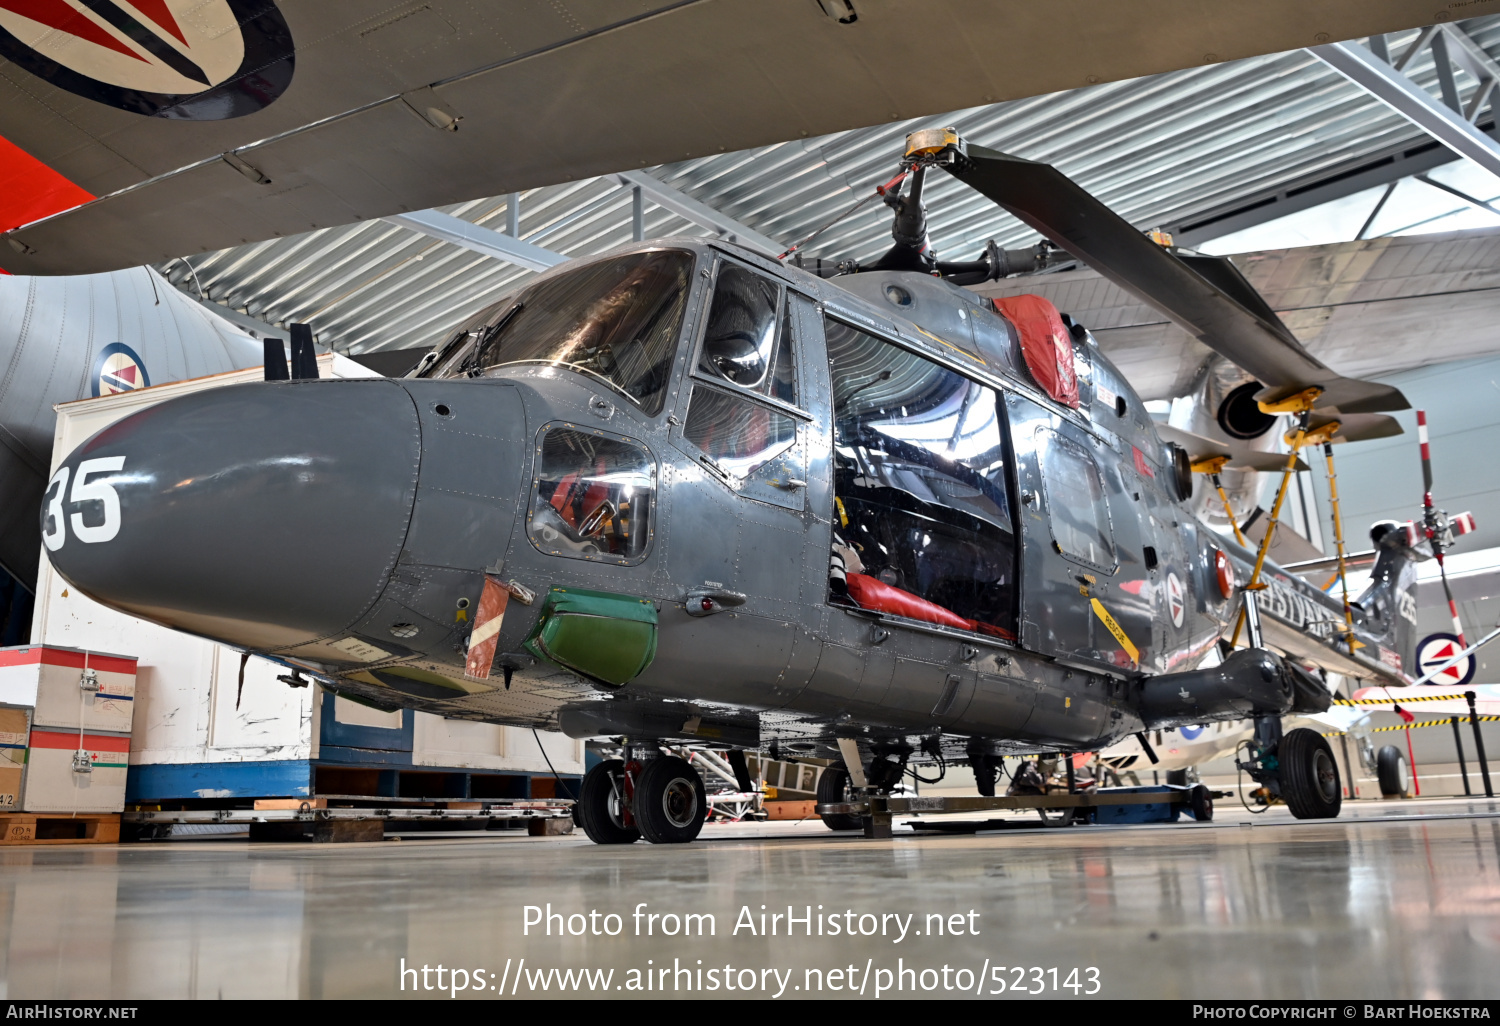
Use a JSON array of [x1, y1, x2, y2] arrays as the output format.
[[611, 170, 784, 257], [1310, 31, 1500, 181], [380, 209, 566, 272]]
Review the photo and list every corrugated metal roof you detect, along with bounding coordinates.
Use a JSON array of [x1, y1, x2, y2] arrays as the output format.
[[158, 18, 1500, 358]]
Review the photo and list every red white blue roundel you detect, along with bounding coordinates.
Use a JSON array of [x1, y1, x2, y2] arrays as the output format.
[[1166, 572, 1185, 628], [1416, 632, 1475, 687], [0, 1, 294, 120], [93, 342, 149, 396]]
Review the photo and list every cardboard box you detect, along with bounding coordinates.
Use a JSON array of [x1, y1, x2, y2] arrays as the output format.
[[0, 646, 136, 734], [0, 705, 30, 811], [23, 728, 129, 813]]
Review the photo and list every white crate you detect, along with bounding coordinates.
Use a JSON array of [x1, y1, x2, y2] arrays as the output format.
[[0, 646, 136, 733], [23, 727, 129, 813]]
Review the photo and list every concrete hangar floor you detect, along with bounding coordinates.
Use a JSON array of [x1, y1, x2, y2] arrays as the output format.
[[2, 796, 1496, 1000]]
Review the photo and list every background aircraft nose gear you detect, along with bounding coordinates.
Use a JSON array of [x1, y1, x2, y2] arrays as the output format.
[[816, 764, 864, 831]]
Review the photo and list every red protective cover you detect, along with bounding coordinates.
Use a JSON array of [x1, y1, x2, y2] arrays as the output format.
[[845, 572, 974, 631], [992, 294, 1079, 409]]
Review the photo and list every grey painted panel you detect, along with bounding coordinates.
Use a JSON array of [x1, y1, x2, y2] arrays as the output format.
[[399, 379, 526, 571], [45, 379, 420, 652]]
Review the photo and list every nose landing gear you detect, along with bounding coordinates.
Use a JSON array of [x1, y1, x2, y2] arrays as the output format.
[[575, 748, 709, 845]]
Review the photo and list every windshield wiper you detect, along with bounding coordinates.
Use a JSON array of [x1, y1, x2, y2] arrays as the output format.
[[457, 301, 524, 377]]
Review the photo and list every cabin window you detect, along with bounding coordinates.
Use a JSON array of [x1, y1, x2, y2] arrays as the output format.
[[527, 426, 655, 564], [697, 262, 797, 405], [825, 317, 1017, 640], [1038, 429, 1115, 571], [683, 385, 797, 480], [428, 250, 693, 415]]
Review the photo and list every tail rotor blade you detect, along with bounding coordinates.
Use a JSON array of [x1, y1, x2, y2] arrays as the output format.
[[1417, 409, 1434, 498]]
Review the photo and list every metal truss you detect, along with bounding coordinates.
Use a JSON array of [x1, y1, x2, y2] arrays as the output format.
[[1311, 24, 1500, 180]]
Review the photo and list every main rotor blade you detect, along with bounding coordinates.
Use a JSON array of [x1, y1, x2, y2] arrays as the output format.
[[947, 146, 1409, 415]]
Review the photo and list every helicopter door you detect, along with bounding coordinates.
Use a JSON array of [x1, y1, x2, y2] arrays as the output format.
[[1009, 396, 1146, 673], [653, 260, 820, 708]]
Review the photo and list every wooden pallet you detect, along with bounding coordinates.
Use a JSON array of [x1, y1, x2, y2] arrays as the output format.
[[0, 813, 120, 845]]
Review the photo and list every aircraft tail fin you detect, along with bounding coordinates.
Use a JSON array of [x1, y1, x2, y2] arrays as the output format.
[[1353, 520, 1423, 676]]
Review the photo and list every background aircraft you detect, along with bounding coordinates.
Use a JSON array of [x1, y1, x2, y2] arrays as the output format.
[[0, 1, 1446, 277]]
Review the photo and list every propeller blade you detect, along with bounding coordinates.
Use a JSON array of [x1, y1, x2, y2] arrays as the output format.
[[1416, 409, 1464, 643], [1418, 409, 1435, 497], [946, 146, 1409, 415]]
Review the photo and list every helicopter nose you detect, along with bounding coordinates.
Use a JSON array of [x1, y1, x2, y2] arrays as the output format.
[[42, 379, 422, 652]]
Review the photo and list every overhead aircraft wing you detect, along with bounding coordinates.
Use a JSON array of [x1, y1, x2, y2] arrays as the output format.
[[0, 0, 1444, 276], [947, 146, 1409, 415]]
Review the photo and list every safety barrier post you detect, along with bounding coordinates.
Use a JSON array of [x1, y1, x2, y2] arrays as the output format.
[[1468, 691, 1494, 798], [1450, 716, 1472, 797]]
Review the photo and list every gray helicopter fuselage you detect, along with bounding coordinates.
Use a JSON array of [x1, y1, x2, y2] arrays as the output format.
[[40, 239, 1411, 759]]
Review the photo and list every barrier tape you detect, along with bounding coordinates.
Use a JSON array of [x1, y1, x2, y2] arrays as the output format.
[[1332, 695, 1488, 706], [1323, 714, 1500, 737]]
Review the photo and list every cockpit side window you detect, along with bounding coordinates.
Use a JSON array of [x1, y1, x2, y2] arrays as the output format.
[[698, 262, 797, 406], [826, 317, 1017, 640], [420, 250, 693, 416]]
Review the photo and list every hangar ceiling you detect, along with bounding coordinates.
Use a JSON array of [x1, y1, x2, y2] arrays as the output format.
[[158, 18, 1500, 376]]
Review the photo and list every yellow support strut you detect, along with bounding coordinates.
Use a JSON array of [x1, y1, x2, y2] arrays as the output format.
[[1322, 440, 1361, 651], [1191, 454, 1248, 547], [1229, 388, 1338, 647]]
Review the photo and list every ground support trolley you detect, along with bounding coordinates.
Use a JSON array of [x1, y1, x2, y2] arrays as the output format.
[[124, 797, 575, 842], [819, 784, 1223, 838]]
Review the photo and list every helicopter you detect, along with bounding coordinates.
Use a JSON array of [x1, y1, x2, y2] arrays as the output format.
[[39, 129, 1428, 844]]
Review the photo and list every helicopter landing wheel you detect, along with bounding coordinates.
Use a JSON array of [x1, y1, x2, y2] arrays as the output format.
[[576, 760, 640, 845], [634, 756, 707, 844], [816, 764, 863, 831], [1280, 728, 1342, 820]]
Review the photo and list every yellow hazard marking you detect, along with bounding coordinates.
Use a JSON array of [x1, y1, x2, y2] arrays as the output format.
[[1324, 715, 1499, 737], [1333, 695, 1480, 705], [1090, 598, 1139, 663], [455, 609, 468, 623]]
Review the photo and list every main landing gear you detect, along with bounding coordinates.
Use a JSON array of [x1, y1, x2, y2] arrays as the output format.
[[1237, 716, 1342, 819], [575, 747, 709, 845]]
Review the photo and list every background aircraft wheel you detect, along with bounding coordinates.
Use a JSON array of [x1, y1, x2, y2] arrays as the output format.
[[634, 756, 707, 844], [816, 765, 863, 831], [576, 760, 640, 845], [1188, 783, 1213, 821], [1376, 745, 1409, 797], [1280, 728, 1343, 819], [1165, 769, 1189, 786]]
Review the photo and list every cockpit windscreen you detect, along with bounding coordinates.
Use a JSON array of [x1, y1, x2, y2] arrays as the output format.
[[421, 250, 693, 415]]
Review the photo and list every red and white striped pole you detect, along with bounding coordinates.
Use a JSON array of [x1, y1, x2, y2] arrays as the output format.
[[1418, 410, 1465, 645]]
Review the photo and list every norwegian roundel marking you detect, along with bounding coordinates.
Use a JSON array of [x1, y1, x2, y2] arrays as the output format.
[[0, 0, 294, 120], [1166, 572, 1185, 629], [1416, 632, 1475, 687], [93, 342, 149, 397]]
